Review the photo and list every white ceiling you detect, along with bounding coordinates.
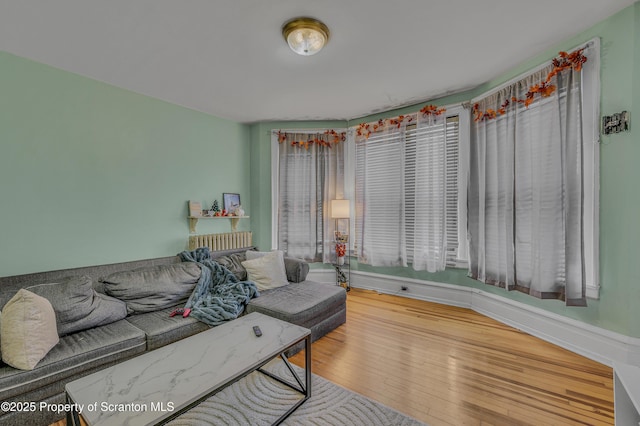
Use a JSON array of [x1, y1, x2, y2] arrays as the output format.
[[0, 1, 635, 123]]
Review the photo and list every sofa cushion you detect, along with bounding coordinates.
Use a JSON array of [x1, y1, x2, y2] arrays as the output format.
[[242, 251, 289, 291], [246, 281, 346, 329], [0, 319, 146, 401], [1, 289, 59, 371], [125, 305, 211, 351], [214, 252, 248, 281], [26, 276, 127, 336], [101, 263, 201, 314]]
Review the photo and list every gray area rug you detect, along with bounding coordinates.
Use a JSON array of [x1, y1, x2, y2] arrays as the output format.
[[168, 360, 428, 425]]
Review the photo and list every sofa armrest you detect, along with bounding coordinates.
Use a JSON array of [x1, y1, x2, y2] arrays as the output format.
[[283, 257, 309, 283]]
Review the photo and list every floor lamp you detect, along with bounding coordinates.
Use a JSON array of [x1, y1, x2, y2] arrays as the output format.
[[331, 199, 350, 290], [330, 199, 350, 266]]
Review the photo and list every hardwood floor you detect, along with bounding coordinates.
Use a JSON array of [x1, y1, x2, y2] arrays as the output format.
[[289, 288, 614, 426], [53, 288, 613, 426]]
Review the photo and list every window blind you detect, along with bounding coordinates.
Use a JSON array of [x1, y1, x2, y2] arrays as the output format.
[[355, 129, 406, 266], [444, 116, 460, 265]]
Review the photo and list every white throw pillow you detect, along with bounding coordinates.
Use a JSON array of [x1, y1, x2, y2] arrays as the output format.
[[1, 289, 59, 370], [242, 250, 289, 291]]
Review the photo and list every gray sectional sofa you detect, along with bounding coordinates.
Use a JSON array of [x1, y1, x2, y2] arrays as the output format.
[[0, 248, 346, 426]]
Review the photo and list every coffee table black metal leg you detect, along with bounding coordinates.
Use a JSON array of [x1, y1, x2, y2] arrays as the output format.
[[267, 334, 311, 426], [305, 334, 311, 398], [66, 393, 80, 426]]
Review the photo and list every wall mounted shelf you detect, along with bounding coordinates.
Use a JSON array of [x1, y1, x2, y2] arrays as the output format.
[[188, 216, 249, 233]]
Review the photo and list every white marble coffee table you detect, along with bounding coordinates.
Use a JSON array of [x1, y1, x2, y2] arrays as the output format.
[[65, 312, 311, 426]]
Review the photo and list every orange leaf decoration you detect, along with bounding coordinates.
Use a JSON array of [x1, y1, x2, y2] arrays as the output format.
[[355, 109, 438, 138], [474, 49, 587, 121], [281, 130, 346, 149], [420, 104, 447, 116], [541, 83, 556, 97], [356, 123, 372, 138]]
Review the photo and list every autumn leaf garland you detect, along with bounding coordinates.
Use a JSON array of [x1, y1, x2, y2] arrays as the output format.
[[277, 129, 347, 150], [279, 104, 447, 145], [278, 49, 588, 141], [473, 48, 588, 122], [355, 105, 447, 139]]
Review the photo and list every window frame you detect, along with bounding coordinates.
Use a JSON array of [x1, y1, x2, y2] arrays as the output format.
[[270, 129, 348, 256], [469, 37, 600, 298], [351, 104, 470, 270]]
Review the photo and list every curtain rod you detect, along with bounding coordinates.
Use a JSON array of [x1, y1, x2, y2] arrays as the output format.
[[471, 38, 597, 103], [347, 103, 466, 129], [270, 128, 348, 135]]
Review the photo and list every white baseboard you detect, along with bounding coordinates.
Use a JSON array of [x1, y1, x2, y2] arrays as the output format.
[[307, 268, 640, 367]]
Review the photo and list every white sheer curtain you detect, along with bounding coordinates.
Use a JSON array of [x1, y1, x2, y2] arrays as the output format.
[[277, 132, 344, 263], [355, 126, 407, 266], [468, 62, 586, 306], [412, 113, 448, 272]]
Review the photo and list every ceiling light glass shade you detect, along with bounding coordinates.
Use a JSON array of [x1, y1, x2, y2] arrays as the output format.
[[282, 17, 330, 56]]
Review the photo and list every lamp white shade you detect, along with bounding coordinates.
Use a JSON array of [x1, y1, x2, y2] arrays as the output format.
[[331, 199, 350, 218]]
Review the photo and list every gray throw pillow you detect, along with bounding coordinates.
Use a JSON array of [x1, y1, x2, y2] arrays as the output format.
[[215, 253, 248, 281], [283, 257, 310, 283], [100, 263, 201, 315], [27, 276, 127, 336]]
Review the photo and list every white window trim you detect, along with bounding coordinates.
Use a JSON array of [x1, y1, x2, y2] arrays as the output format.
[[448, 105, 470, 268], [344, 130, 356, 252], [581, 37, 601, 299], [270, 132, 279, 250]]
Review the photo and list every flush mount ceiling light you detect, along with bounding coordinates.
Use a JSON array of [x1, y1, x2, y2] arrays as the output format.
[[282, 17, 330, 56]]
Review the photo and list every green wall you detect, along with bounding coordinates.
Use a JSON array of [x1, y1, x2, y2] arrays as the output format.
[[0, 52, 251, 276], [253, 4, 640, 338], [630, 2, 640, 338]]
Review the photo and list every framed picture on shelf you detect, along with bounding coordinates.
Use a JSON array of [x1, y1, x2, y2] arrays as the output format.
[[334, 230, 349, 243], [223, 193, 241, 214], [188, 200, 202, 217]]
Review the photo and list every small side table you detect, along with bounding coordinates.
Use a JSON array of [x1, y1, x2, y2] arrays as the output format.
[[334, 251, 351, 292]]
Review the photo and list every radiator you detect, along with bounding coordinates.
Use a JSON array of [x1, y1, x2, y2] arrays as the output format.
[[189, 231, 253, 251]]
